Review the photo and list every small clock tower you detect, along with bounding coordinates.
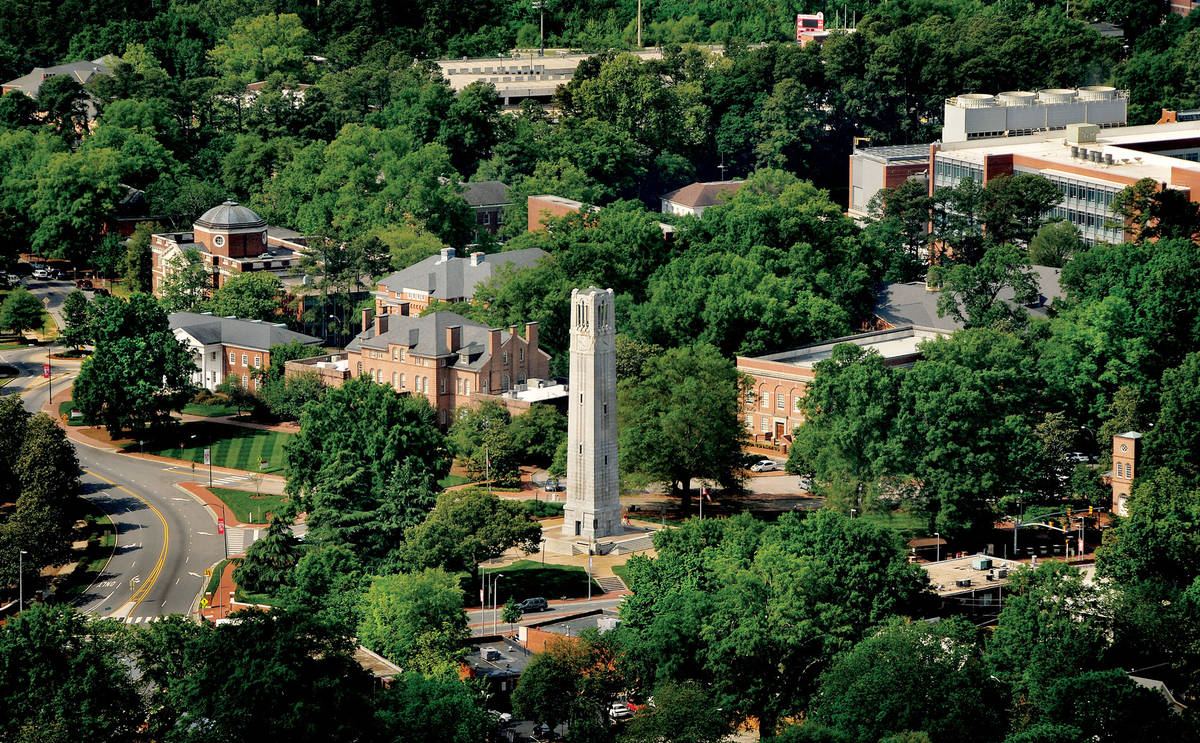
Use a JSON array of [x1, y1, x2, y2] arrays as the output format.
[[1111, 431, 1142, 516]]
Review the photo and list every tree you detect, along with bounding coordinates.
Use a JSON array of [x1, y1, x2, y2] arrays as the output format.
[[0, 286, 44, 335], [1028, 220, 1081, 268], [866, 178, 932, 281], [209, 13, 314, 84], [216, 375, 259, 418], [619, 343, 747, 512], [135, 609, 378, 741], [356, 568, 469, 676], [931, 242, 1040, 328], [207, 271, 282, 321], [1146, 352, 1200, 477], [447, 400, 518, 482], [980, 173, 1063, 248], [284, 377, 448, 566], [73, 293, 195, 436], [36, 75, 89, 139], [0, 605, 144, 741], [1095, 469, 1200, 591], [123, 221, 157, 293], [1111, 177, 1200, 244], [809, 617, 1003, 743], [31, 147, 123, 264], [513, 630, 625, 738], [232, 514, 302, 594], [375, 674, 492, 743], [502, 596, 523, 632], [59, 289, 90, 349], [158, 247, 212, 312], [619, 681, 730, 743], [400, 487, 542, 576], [508, 404, 568, 468]]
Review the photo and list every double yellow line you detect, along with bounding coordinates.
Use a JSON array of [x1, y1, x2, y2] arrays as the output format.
[[84, 468, 169, 615]]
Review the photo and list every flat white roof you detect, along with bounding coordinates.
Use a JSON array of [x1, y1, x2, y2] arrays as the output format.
[[745, 326, 943, 369], [937, 121, 1200, 187]]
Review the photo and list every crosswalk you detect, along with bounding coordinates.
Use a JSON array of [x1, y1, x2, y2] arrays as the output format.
[[122, 615, 167, 624], [225, 526, 262, 556]]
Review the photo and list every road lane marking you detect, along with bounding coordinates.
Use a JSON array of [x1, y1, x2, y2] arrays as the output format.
[[85, 468, 169, 618]]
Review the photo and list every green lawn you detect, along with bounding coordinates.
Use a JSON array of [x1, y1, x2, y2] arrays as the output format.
[[438, 474, 472, 489], [181, 402, 242, 417], [205, 559, 229, 596], [855, 509, 928, 539], [479, 559, 603, 607], [55, 503, 117, 602], [210, 486, 290, 524], [131, 421, 293, 474], [611, 561, 634, 588]]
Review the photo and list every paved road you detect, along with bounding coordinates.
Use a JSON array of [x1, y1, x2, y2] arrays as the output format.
[[3, 325, 224, 622], [468, 596, 626, 637]]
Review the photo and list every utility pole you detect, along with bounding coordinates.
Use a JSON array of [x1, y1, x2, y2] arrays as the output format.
[[532, 1, 545, 56], [19, 550, 26, 613], [636, 0, 642, 48]]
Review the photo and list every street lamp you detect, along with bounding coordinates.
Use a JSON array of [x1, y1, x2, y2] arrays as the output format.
[[850, 508, 857, 519], [492, 573, 504, 636], [19, 550, 27, 613], [934, 532, 941, 562]]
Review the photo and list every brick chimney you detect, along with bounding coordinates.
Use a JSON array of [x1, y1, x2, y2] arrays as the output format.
[[488, 328, 502, 358], [470, 251, 485, 266], [525, 321, 538, 349], [361, 307, 372, 332], [376, 314, 389, 336], [445, 324, 462, 353]]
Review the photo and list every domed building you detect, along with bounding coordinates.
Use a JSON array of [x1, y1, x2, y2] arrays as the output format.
[[150, 201, 310, 296]]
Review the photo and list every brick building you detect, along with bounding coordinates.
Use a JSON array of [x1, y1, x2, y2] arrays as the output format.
[[736, 326, 942, 451], [462, 180, 511, 240], [847, 144, 930, 222], [373, 246, 547, 317], [1109, 431, 1142, 517], [659, 180, 744, 219], [337, 310, 551, 427], [169, 312, 321, 392], [151, 201, 310, 296]]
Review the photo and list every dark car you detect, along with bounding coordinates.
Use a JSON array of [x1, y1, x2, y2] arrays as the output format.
[[517, 597, 549, 612], [93, 287, 111, 297], [544, 480, 565, 492], [75, 279, 93, 290]]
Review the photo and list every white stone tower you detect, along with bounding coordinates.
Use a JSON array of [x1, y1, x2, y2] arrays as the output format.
[[563, 287, 622, 539]]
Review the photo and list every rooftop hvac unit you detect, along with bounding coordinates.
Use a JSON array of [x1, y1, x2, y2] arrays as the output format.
[[997, 90, 1036, 106], [997, 569, 1009, 579], [1077, 85, 1117, 101], [1039, 88, 1077, 104], [1105, 153, 1114, 165], [1078, 148, 1089, 160], [1066, 122, 1100, 144], [955, 578, 973, 588], [972, 557, 993, 571], [957, 93, 995, 108]]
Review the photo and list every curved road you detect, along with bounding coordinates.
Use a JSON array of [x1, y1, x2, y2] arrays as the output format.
[[3, 278, 223, 622]]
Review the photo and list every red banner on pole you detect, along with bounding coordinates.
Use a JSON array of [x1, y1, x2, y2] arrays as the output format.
[[217, 518, 225, 535], [42, 363, 50, 379]]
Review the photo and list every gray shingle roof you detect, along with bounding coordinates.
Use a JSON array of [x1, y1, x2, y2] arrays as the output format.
[[194, 201, 267, 230], [377, 247, 547, 302], [462, 180, 510, 208], [169, 312, 321, 352], [346, 311, 509, 370], [661, 180, 744, 208], [874, 265, 1064, 330], [2, 57, 112, 97]]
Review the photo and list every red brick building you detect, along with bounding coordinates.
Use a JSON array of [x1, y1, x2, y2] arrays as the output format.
[[169, 311, 322, 392], [373, 247, 547, 317]]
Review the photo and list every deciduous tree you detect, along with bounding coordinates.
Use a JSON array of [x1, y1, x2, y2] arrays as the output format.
[[357, 568, 468, 676]]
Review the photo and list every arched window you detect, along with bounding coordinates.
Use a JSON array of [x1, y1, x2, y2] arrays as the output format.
[[502, 373, 511, 391]]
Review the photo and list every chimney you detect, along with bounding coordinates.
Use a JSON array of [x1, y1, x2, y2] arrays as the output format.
[[525, 321, 539, 349], [508, 325, 518, 339], [376, 314, 389, 336], [470, 251, 485, 266], [445, 324, 462, 353], [361, 307, 372, 332], [488, 328, 502, 358], [396, 300, 410, 317], [438, 247, 455, 262]]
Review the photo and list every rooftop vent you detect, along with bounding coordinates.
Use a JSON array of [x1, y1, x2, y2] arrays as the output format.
[[1039, 88, 1077, 104], [956, 93, 995, 108], [1066, 122, 1100, 144], [1077, 85, 1117, 101]]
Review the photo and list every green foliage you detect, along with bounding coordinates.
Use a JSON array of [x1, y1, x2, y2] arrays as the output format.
[[508, 404, 568, 468], [400, 486, 541, 575], [158, 247, 212, 313], [374, 673, 492, 743], [284, 377, 448, 567], [810, 617, 1002, 743], [930, 242, 1040, 329], [232, 514, 303, 594], [1028, 220, 1081, 268], [206, 271, 283, 321], [447, 400, 518, 482], [123, 221, 158, 293], [209, 13, 314, 84], [618, 343, 747, 510], [513, 629, 625, 735], [357, 568, 469, 676], [1146, 352, 1200, 477], [0, 286, 44, 334], [619, 680, 729, 743], [1095, 469, 1200, 590], [73, 293, 195, 435], [0, 605, 143, 741]]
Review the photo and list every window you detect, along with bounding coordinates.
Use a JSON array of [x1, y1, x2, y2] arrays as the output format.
[[376, 369, 382, 383], [254, 355, 261, 367], [519, 348, 524, 362], [746, 414, 754, 429], [392, 348, 398, 361], [440, 377, 446, 394], [357, 362, 363, 375], [400, 349, 406, 362], [229, 351, 236, 363], [776, 394, 785, 411], [745, 390, 755, 405], [254, 378, 260, 391], [761, 417, 769, 431], [1116, 462, 1124, 478], [242, 374, 248, 385], [503, 352, 509, 364], [457, 378, 462, 394], [241, 354, 248, 365], [603, 403, 608, 416], [211, 352, 216, 360], [760, 392, 770, 409], [392, 372, 398, 389], [400, 373, 406, 389], [440, 409, 446, 425], [481, 379, 487, 393], [794, 396, 802, 413]]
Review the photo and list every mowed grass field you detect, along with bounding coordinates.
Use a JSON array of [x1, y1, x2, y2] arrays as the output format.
[[133, 422, 293, 474]]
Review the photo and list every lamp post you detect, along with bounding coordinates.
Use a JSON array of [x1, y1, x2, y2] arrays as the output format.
[[850, 508, 857, 519], [19, 550, 27, 613], [492, 573, 504, 636], [934, 532, 941, 562]]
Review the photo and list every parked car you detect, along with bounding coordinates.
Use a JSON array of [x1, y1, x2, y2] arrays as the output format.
[[517, 597, 549, 613], [75, 278, 93, 290], [31, 268, 50, 279], [608, 702, 633, 721], [544, 480, 565, 492], [749, 459, 779, 472], [1066, 451, 1091, 464]]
